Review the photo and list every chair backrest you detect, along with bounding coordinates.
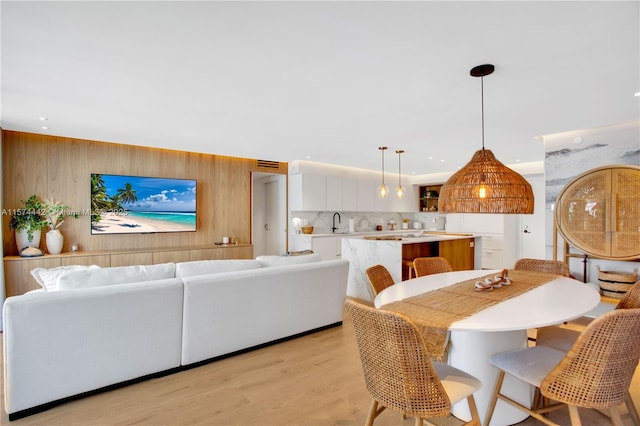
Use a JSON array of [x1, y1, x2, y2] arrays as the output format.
[[344, 298, 451, 418], [616, 280, 640, 309], [413, 257, 453, 277], [365, 264, 394, 297], [541, 308, 640, 408], [514, 258, 571, 277]]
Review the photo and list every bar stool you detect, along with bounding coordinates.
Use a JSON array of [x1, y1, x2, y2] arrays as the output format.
[[402, 259, 416, 279]]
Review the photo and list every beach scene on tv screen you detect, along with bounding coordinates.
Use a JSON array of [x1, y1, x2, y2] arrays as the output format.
[[91, 174, 196, 234]]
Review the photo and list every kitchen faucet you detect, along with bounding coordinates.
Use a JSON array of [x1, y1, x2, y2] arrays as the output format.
[[332, 212, 341, 233]]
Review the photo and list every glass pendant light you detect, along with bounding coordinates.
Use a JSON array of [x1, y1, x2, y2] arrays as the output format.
[[396, 149, 404, 199], [439, 64, 534, 214], [378, 146, 388, 198]]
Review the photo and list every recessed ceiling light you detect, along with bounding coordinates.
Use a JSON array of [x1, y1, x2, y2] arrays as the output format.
[[440, 159, 445, 162], [516, 159, 521, 162], [39, 117, 48, 121], [41, 126, 49, 130], [428, 156, 433, 160], [635, 92, 640, 97], [306, 155, 311, 159]]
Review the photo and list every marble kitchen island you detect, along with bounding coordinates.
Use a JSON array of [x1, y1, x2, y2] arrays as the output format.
[[342, 233, 483, 301]]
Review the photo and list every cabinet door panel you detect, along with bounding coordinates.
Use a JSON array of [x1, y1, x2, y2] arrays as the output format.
[[556, 169, 610, 257], [342, 177, 357, 211], [612, 168, 640, 258], [4, 258, 61, 296], [60, 255, 111, 267], [326, 175, 342, 211], [439, 238, 474, 271], [357, 179, 375, 212]]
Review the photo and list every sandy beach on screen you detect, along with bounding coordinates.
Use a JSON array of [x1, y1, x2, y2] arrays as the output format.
[[91, 212, 193, 233]]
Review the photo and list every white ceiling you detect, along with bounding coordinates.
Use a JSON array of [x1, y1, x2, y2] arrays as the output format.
[[1, 1, 638, 176]]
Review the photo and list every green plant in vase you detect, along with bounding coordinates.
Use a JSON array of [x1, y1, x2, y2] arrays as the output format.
[[8, 195, 47, 251], [42, 195, 78, 254]]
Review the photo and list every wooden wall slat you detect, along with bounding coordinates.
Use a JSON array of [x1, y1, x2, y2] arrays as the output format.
[[2, 130, 286, 256]]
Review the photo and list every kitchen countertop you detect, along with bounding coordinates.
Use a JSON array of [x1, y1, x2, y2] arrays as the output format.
[[294, 229, 453, 238]]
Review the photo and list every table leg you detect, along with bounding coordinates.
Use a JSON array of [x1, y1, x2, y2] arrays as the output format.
[[448, 330, 533, 425]]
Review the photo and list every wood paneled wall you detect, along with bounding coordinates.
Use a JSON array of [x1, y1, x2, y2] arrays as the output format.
[[2, 131, 286, 256]]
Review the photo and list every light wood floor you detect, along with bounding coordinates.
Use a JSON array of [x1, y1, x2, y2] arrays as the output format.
[[1, 312, 637, 426]]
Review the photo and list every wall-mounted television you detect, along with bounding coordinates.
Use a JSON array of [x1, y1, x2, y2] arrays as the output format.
[[91, 174, 196, 235]]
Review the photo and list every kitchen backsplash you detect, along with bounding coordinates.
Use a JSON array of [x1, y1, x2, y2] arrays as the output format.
[[290, 211, 446, 234]]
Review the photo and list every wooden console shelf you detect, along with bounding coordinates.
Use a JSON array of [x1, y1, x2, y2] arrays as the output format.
[[3, 243, 253, 297]]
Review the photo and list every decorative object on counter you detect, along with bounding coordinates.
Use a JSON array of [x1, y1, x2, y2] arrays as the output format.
[[72, 243, 79, 252], [9, 195, 47, 252], [413, 221, 422, 230], [378, 146, 388, 198], [222, 236, 229, 244], [19, 247, 45, 257], [348, 218, 355, 233], [292, 217, 302, 234], [42, 195, 79, 255], [376, 224, 383, 231], [402, 218, 410, 230], [388, 218, 396, 230], [439, 64, 534, 214], [395, 149, 404, 199], [301, 226, 314, 234]]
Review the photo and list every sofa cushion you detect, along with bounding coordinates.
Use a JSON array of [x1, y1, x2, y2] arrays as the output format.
[[55, 262, 176, 291], [175, 259, 262, 278], [30, 264, 101, 292], [256, 253, 321, 267]]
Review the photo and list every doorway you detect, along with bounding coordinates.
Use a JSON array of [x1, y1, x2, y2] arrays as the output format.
[[251, 172, 287, 257], [518, 174, 546, 260]]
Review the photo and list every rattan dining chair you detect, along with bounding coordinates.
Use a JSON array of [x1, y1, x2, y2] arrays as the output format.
[[345, 298, 482, 426], [485, 308, 640, 426], [365, 264, 395, 298], [535, 280, 640, 425], [514, 258, 571, 277], [413, 256, 453, 278]]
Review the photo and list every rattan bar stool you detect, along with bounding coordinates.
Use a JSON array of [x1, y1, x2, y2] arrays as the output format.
[[413, 256, 453, 278], [365, 264, 395, 299], [485, 308, 640, 426], [345, 298, 482, 426]]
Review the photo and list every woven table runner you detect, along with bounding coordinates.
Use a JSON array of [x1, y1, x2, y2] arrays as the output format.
[[383, 270, 558, 360]]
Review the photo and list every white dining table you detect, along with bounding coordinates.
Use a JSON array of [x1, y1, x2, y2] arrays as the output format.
[[375, 269, 601, 426]]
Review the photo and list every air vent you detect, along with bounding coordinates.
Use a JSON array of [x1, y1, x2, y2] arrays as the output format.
[[256, 160, 281, 170]]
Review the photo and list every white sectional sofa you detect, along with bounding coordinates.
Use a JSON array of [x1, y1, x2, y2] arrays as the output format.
[[2, 254, 349, 420]]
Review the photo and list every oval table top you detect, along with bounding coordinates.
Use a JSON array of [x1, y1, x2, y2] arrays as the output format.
[[375, 269, 601, 332]]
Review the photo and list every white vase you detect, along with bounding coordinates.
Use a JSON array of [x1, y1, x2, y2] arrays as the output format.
[[46, 229, 64, 254], [15, 229, 42, 252]]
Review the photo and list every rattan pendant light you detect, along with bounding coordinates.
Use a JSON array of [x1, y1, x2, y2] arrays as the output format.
[[439, 64, 534, 214]]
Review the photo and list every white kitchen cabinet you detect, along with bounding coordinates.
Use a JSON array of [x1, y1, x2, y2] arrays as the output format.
[[289, 234, 341, 261], [326, 175, 343, 211], [342, 177, 358, 211], [289, 174, 326, 211], [356, 178, 375, 212], [446, 213, 518, 269], [312, 236, 342, 260]]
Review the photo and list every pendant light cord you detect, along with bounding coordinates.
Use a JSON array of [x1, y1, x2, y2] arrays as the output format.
[[481, 75, 485, 150]]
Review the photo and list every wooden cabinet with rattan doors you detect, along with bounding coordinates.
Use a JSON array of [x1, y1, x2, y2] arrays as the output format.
[[555, 165, 640, 260]]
